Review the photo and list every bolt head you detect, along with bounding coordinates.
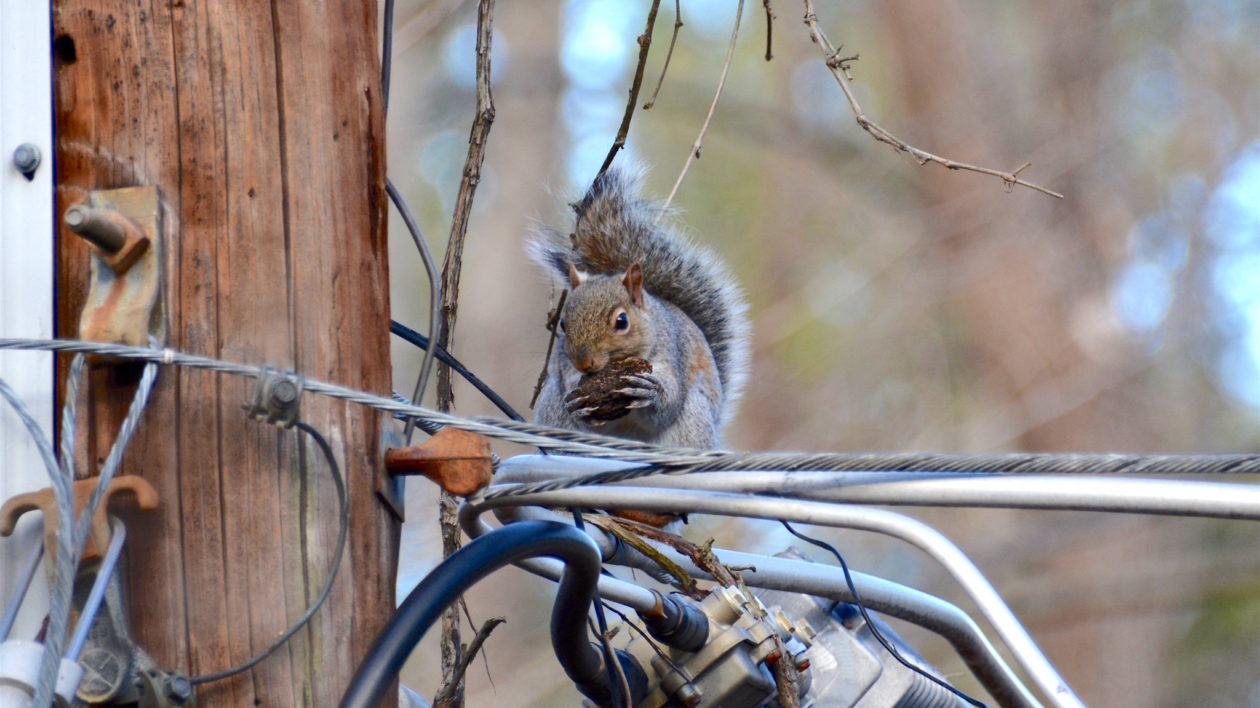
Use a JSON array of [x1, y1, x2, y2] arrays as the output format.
[[269, 378, 300, 407], [163, 674, 192, 702], [12, 143, 41, 174]]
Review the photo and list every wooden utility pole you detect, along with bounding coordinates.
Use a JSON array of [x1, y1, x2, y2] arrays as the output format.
[[52, 2, 397, 705]]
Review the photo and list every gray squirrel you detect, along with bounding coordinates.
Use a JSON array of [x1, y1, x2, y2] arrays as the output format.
[[530, 167, 750, 449]]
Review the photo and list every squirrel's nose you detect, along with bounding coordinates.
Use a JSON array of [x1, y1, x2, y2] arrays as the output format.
[[574, 355, 604, 374]]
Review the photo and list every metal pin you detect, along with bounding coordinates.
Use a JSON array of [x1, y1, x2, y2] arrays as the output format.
[[64, 205, 127, 254]]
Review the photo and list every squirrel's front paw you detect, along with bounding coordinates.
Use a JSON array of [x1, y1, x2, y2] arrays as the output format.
[[563, 392, 609, 426], [614, 372, 663, 410], [563, 357, 655, 425]]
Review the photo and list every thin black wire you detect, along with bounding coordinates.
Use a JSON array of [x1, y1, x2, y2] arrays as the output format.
[[598, 602, 692, 682], [382, 0, 395, 113], [572, 511, 631, 708], [190, 421, 349, 685], [390, 320, 524, 421], [779, 521, 987, 708], [380, 1, 441, 443]]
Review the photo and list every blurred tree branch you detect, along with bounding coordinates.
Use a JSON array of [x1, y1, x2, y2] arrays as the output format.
[[801, 0, 1064, 199]]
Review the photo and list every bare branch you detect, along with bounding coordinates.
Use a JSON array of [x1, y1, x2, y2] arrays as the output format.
[[530, 288, 567, 409], [432, 617, 507, 707], [801, 0, 1063, 199], [436, 1, 497, 705], [597, 0, 662, 179], [659, 0, 746, 218], [644, 0, 683, 110], [763, 0, 775, 61]]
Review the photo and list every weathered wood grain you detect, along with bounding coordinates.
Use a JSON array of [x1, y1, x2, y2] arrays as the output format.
[[52, 2, 396, 704]]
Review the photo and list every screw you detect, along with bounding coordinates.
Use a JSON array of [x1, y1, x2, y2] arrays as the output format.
[[64, 205, 127, 254], [12, 143, 41, 179], [163, 674, 192, 703]]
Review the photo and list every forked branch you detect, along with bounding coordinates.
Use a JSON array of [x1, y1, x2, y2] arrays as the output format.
[[802, 0, 1063, 199]]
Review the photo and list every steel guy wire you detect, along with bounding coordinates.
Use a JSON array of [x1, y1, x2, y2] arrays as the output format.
[[8, 338, 1260, 490], [0, 372, 74, 707], [71, 360, 158, 561]]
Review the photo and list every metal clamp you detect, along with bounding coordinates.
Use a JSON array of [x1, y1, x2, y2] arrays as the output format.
[[243, 367, 303, 428]]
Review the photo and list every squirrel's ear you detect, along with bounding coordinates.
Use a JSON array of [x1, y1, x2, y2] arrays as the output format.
[[622, 263, 644, 307], [567, 262, 587, 289]]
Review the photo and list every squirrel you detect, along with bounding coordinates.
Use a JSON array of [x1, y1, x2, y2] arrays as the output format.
[[529, 167, 750, 449]]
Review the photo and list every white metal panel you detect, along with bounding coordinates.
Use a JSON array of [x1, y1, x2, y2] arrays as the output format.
[[0, 1, 54, 640]]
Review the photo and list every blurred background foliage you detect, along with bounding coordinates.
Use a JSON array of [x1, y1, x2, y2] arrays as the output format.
[[385, 0, 1260, 705]]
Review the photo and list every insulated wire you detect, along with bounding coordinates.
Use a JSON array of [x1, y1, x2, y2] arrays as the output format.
[[780, 520, 986, 708], [572, 511, 630, 708], [387, 179, 443, 445], [379, 0, 442, 444], [190, 420, 349, 684], [390, 319, 524, 421]]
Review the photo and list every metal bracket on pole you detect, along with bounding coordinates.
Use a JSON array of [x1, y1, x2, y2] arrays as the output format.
[[65, 186, 166, 349]]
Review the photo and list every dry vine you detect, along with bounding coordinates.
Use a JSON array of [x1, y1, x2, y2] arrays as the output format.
[[659, 0, 747, 217], [435, 0, 497, 705], [643, 0, 683, 110], [801, 0, 1063, 198]]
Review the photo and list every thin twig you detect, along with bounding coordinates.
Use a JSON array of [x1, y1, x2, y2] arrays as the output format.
[[644, 0, 683, 110], [596, 0, 661, 179], [771, 635, 803, 707], [586, 516, 700, 597], [531, 289, 567, 409], [433, 617, 507, 706], [659, 0, 746, 218], [589, 617, 634, 707], [437, 1, 497, 705], [763, 0, 775, 61], [610, 517, 744, 588], [801, 0, 1063, 199]]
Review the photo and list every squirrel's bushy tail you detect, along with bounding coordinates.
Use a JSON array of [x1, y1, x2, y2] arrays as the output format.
[[529, 167, 750, 425]]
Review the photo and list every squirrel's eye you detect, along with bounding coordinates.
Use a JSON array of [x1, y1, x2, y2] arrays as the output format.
[[614, 311, 629, 331], [558, 317, 566, 333]]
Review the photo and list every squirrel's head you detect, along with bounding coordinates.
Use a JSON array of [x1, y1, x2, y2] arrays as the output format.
[[560, 263, 651, 374]]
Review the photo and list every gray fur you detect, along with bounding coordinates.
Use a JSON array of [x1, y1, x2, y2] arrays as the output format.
[[527, 167, 751, 429]]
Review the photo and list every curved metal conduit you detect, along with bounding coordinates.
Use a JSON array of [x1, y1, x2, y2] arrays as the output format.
[[467, 486, 1084, 708], [459, 504, 1039, 708]]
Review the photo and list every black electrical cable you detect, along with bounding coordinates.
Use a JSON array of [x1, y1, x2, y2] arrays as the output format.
[[780, 521, 987, 708], [572, 511, 631, 708], [340, 521, 617, 708], [390, 320, 525, 422], [382, 0, 395, 113], [191, 421, 348, 685]]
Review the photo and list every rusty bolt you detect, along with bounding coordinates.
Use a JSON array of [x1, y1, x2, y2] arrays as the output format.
[[12, 143, 41, 179], [63, 204, 151, 272], [64, 205, 128, 253]]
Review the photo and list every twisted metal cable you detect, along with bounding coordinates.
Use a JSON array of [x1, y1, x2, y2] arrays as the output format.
[[8, 338, 1260, 497], [71, 361, 158, 559], [0, 373, 75, 707]]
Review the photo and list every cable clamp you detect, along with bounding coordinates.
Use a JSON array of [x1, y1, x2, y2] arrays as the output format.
[[243, 366, 303, 428]]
